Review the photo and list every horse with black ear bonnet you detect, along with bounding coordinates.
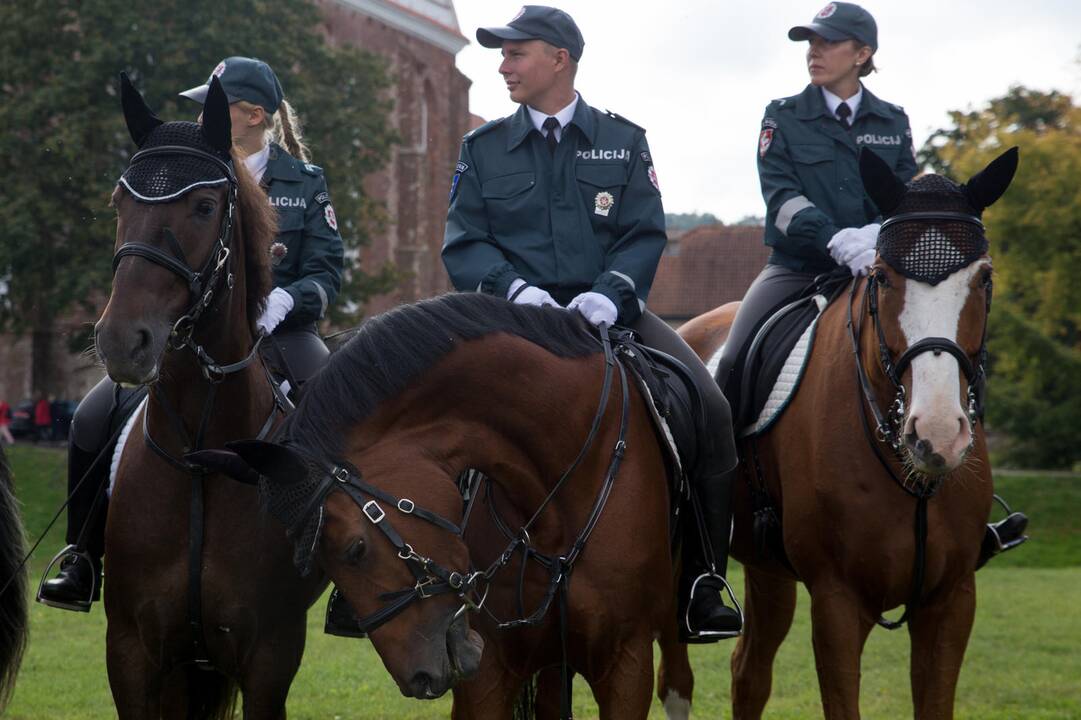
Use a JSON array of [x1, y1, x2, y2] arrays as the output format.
[[675, 147, 1023, 719], [96, 74, 325, 718]]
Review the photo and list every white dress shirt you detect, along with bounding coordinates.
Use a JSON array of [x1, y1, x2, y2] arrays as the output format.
[[243, 144, 271, 183], [821, 85, 863, 122], [527, 93, 579, 143]]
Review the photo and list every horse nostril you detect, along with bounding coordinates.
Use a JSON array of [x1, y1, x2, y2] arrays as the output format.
[[914, 438, 933, 458]]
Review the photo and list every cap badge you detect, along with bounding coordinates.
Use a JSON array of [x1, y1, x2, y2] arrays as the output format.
[[816, 3, 837, 19], [269, 242, 288, 267], [759, 128, 774, 158], [594, 191, 614, 217], [212, 61, 227, 78], [324, 204, 338, 231]]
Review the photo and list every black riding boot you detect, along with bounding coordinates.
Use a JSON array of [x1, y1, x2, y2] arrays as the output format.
[[680, 468, 743, 643], [38, 443, 107, 612], [324, 586, 367, 638], [977, 512, 1029, 569]]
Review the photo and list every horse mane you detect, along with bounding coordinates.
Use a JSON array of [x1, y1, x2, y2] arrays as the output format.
[[284, 293, 601, 459], [230, 152, 276, 333], [0, 447, 27, 710]]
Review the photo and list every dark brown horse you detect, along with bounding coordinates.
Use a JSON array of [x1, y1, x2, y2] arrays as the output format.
[[209, 294, 696, 719], [0, 445, 28, 712], [94, 75, 324, 717], [675, 148, 1019, 719]]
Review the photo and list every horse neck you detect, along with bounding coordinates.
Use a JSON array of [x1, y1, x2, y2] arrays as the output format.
[[150, 228, 270, 445], [364, 336, 618, 521]]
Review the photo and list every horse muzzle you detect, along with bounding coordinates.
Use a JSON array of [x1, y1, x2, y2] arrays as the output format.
[[402, 613, 483, 699], [903, 411, 973, 475], [95, 316, 169, 386]]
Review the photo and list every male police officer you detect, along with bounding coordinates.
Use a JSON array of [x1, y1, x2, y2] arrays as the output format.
[[443, 5, 741, 641]]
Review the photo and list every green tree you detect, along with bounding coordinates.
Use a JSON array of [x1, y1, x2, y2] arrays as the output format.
[[0, 0, 397, 395], [919, 86, 1081, 468]]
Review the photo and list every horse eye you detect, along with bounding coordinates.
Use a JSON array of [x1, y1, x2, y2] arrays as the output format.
[[344, 538, 366, 565], [196, 200, 216, 216]]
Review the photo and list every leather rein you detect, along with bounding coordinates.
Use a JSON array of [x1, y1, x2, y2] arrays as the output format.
[[846, 215, 991, 629]]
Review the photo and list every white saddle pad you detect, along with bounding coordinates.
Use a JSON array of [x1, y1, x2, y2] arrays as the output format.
[[108, 396, 147, 498]]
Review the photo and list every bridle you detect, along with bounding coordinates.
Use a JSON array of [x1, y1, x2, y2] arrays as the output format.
[[112, 145, 262, 383], [847, 209, 992, 629]]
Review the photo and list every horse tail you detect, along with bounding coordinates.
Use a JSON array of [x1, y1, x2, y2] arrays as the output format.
[[0, 446, 29, 711], [184, 666, 238, 720]]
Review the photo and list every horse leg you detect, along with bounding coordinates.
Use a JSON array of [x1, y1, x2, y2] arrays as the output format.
[[106, 622, 162, 719], [451, 647, 523, 720], [238, 631, 305, 720], [808, 581, 875, 720], [730, 565, 797, 719], [908, 573, 976, 720], [656, 615, 694, 719], [589, 635, 655, 720]]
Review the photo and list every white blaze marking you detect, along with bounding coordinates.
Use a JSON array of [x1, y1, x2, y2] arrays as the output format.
[[663, 688, 691, 720], [898, 253, 985, 448]]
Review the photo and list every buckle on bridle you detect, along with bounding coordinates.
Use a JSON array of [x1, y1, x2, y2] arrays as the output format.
[[362, 501, 385, 524], [333, 467, 350, 483], [397, 498, 415, 514]]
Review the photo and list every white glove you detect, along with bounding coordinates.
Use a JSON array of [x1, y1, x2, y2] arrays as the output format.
[[507, 278, 561, 308], [256, 287, 294, 335], [847, 247, 877, 276], [568, 292, 618, 327], [827, 223, 879, 265]]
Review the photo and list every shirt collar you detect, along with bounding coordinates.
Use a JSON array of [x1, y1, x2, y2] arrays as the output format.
[[526, 93, 579, 134], [821, 85, 863, 119], [507, 93, 595, 150], [243, 144, 271, 183]]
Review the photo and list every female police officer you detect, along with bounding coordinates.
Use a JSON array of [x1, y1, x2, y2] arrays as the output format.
[[717, 4, 1026, 567], [38, 57, 345, 614], [443, 6, 741, 641]]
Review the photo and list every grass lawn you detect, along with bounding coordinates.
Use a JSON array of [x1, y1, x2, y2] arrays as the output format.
[[4, 445, 1080, 718]]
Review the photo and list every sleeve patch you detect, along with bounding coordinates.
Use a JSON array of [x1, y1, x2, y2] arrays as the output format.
[[640, 151, 651, 163], [314, 191, 330, 205], [324, 204, 338, 231], [762, 117, 778, 130], [456, 161, 469, 173], [759, 128, 775, 157], [646, 164, 660, 192]]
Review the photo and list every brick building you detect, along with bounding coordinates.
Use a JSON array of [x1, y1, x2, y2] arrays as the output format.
[[648, 224, 770, 325]]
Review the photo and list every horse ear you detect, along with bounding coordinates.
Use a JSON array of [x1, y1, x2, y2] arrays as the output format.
[[225, 439, 309, 486], [963, 147, 1019, 213], [119, 72, 162, 147], [201, 75, 233, 157], [859, 147, 907, 215], [184, 449, 261, 485]]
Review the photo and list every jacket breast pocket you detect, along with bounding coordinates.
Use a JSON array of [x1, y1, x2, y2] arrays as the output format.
[[576, 164, 628, 228], [789, 143, 834, 194], [481, 172, 538, 237]]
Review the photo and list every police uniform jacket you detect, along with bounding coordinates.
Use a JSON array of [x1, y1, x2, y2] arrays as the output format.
[[442, 97, 666, 324], [263, 143, 344, 330], [758, 84, 918, 273]]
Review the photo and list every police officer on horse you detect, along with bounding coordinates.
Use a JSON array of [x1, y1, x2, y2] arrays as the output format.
[[443, 5, 741, 641]]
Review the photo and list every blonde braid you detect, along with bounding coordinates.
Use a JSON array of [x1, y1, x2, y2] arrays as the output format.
[[273, 98, 310, 163]]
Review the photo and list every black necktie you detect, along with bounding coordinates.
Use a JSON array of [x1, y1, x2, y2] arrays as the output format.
[[836, 102, 852, 128], [542, 116, 560, 155]]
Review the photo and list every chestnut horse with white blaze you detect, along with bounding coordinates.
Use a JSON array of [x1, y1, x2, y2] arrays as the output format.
[[675, 148, 1019, 719]]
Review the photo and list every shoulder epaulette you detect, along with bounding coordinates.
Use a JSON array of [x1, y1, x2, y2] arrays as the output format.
[[889, 102, 905, 113], [463, 117, 503, 142], [300, 161, 323, 176], [604, 109, 645, 132]]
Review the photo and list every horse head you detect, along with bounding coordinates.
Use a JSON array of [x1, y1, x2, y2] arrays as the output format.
[[96, 73, 272, 385], [199, 439, 484, 699], [858, 147, 1018, 475]]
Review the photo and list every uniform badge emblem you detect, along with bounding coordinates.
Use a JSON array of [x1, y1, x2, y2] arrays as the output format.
[[594, 191, 614, 217], [816, 3, 837, 18], [759, 128, 774, 157], [269, 242, 288, 267], [212, 61, 227, 78], [647, 166, 660, 192], [324, 204, 338, 231]]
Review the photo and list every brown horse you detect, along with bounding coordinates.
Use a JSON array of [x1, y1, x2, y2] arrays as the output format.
[[207, 293, 697, 719], [0, 445, 28, 712], [675, 148, 1019, 719], [94, 75, 325, 717]]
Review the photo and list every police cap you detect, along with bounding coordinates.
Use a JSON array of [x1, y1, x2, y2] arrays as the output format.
[[179, 56, 284, 113], [788, 2, 878, 52], [477, 5, 585, 61]]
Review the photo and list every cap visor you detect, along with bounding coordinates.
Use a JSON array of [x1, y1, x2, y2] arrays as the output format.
[[476, 25, 537, 48], [179, 84, 209, 104], [788, 23, 849, 42]]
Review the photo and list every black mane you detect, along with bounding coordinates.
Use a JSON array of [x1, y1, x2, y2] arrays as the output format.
[[284, 293, 601, 458]]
